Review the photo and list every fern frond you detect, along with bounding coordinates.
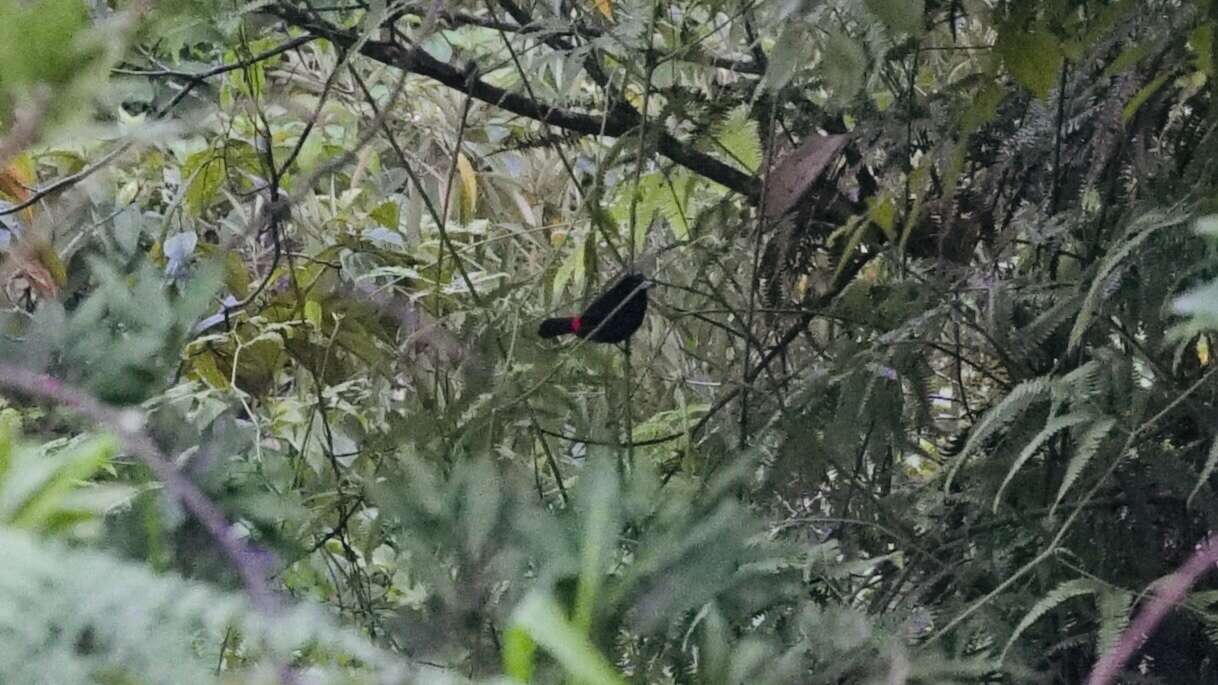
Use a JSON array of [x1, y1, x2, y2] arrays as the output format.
[[1054, 360, 1105, 405], [1069, 207, 1191, 351], [1018, 293, 1082, 360], [710, 106, 761, 173], [1000, 578, 1099, 664], [1096, 587, 1133, 658], [993, 412, 1092, 512], [1051, 417, 1118, 516], [944, 377, 1053, 492]]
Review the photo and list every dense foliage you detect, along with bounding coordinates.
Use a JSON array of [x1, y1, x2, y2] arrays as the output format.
[[4, 0, 1218, 682]]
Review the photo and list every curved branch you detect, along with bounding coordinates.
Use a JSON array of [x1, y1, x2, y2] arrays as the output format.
[[0, 365, 279, 613], [267, 2, 762, 200]]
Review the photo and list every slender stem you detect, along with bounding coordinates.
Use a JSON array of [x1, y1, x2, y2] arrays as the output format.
[[0, 365, 278, 613]]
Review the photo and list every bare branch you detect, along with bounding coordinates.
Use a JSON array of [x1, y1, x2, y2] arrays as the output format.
[[0, 364, 279, 614]]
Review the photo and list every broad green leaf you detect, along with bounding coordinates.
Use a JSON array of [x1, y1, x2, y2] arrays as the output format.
[[762, 24, 810, 93], [370, 200, 399, 229], [865, 0, 924, 36], [997, 29, 1062, 99], [511, 592, 627, 685], [1191, 24, 1214, 76], [574, 459, 620, 632], [304, 299, 323, 328]]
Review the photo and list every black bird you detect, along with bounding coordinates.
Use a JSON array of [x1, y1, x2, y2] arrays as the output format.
[[538, 273, 650, 343]]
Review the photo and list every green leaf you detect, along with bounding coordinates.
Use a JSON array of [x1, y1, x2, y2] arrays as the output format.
[[1122, 73, 1171, 122], [552, 232, 588, 302], [304, 299, 323, 328], [997, 28, 1063, 99], [656, 170, 693, 241], [1096, 587, 1133, 658], [511, 592, 627, 685], [3, 434, 117, 530], [1051, 417, 1116, 516], [370, 200, 399, 229], [1072, 208, 1188, 350], [1001, 578, 1098, 663], [502, 625, 537, 683], [944, 377, 1052, 492], [574, 459, 620, 632], [762, 24, 809, 93], [960, 80, 1004, 132], [993, 413, 1090, 512], [864, 0, 924, 36], [712, 106, 762, 173], [180, 150, 226, 216], [1190, 24, 1214, 76], [457, 152, 479, 224]]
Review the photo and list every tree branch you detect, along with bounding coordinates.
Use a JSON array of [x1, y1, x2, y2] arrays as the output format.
[[267, 2, 761, 200], [0, 365, 279, 613]]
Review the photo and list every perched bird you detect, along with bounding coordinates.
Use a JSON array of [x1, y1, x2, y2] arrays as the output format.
[[538, 273, 650, 343]]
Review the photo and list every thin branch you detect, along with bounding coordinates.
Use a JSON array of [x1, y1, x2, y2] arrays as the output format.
[[113, 35, 317, 81], [267, 2, 762, 200], [0, 365, 278, 613]]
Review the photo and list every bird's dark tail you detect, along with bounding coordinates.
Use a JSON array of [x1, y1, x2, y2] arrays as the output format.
[[539, 317, 576, 338]]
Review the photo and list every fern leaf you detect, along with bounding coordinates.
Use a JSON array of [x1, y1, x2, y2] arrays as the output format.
[[1054, 360, 1104, 404], [1096, 587, 1133, 658], [944, 377, 1052, 492], [987, 283, 1016, 353], [1018, 294, 1082, 360], [711, 106, 762, 173], [1051, 417, 1118, 516], [1069, 207, 1190, 351], [993, 412, 1091, 512], [1000, 578, 1099, 664]]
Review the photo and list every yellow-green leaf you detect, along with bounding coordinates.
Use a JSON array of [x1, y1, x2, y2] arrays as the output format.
[[370, 200, 399, 229], [456, 152, 478, 224], [997, 29, 1063, 99], [1122, 73, 1170, 122], [190, 350, 231, 390], [304, 299, 323, 328]]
